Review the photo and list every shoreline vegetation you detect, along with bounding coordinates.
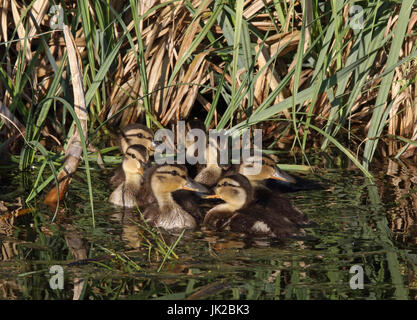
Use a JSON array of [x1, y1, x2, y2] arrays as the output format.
[[0, 0, 416, 206]]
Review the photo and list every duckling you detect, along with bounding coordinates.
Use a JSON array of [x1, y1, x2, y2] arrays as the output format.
[[184, 118, 208, 179], [176, 118, 224, 187], [264, 154, 323, 193], [236, 154, 296, 190], [109, 145, 149, 208], [119, 123, 155, 154], [110, 124, 155, 188], [193, 142, 224, 187], [236, 154, 310, 226], [203, 174, 302, 239], [142, 164, 208, 230]]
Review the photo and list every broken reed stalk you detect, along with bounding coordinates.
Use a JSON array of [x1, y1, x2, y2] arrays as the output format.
[[44, 25, 88, 209]]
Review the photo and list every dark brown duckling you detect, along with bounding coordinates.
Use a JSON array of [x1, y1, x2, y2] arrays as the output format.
[[235, 154, 310, 226], [110, 124, 155, 188], [141, 164, 208, 230], [203, 174, 303, 239], [109, 145, 149, 208]]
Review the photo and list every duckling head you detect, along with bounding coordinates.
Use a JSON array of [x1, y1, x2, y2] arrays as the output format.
[[150, 164, 209, 195], [206, 174, 253, 210], [120, 123, 154, 154], [122, 144, 149, 178], [186, 118, 206, 133], [239, 155, 296, 184]]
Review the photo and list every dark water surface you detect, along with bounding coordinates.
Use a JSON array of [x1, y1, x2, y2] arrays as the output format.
[[1, 161, 417, 300]]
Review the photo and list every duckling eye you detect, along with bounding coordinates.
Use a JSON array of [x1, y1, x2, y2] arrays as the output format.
[[130, 153, 136, 159], [262, 160, 266, 165], [171, 170, 178, 176], [137, 133, 143, 138]]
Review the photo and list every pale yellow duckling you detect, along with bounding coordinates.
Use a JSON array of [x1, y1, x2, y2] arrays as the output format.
[[110, 124, 155, 188], [193, 143, 223, 187], [109, 145, 149, 208], [237, 154, 296, 188], [142, 164, 208, 230]]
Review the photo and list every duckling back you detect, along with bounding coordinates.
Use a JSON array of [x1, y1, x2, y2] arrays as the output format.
[[265, 175, 324, 193], [231, 202, 303, 239], [109, 181, 141, 208], [253, 186, 310, 227]]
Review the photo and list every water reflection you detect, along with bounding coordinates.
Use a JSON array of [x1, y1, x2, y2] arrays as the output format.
[[386, 159, 417, 244], [0, 164, 417, 299]]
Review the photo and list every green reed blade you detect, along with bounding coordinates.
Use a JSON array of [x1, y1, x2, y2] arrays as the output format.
[[363, 0, 414, 169]]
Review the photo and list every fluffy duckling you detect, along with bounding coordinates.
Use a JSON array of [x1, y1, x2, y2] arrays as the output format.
[[236, 154, 296, 192], [110, 124, 155, 188], [119, 123, 155, 154], [184, 119, 208, 178], [167, 120, 224, 214], [264, 154, 323, 193], [181, 118, 225, 186], [236, 154, 310, 226], [142, 164, 208, 230], [203, 174, 302, 239], [109, 145, 149, 208], [193, 142, 224, 187]]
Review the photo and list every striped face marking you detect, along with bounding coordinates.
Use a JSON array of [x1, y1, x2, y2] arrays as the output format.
[[151, 165, 208, 194], [124, 129, 153, 142], [240, 155, 275, 180], [155, 166, 187, 180], [121, 126, 154, 153]]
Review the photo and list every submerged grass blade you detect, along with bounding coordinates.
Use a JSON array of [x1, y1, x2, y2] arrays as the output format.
[[157, 229, 185, 272]]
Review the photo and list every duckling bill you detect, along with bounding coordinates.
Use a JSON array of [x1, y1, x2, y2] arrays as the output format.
[[265, 174, 324, 193], [262, 154, 323, 193]]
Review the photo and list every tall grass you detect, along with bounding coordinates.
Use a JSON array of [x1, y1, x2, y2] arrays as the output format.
[[0, 0, 417, 206]]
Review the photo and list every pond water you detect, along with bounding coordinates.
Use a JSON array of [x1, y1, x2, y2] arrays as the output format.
[[1, 159, 417, 300]]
